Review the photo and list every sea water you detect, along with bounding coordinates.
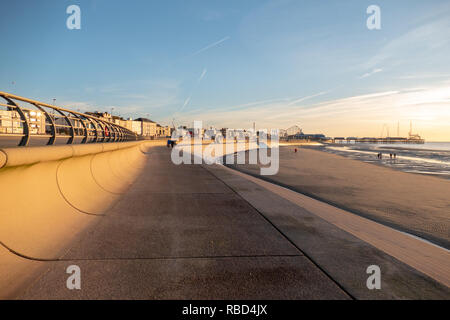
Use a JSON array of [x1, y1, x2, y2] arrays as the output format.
[[315, 142, 450, 179]]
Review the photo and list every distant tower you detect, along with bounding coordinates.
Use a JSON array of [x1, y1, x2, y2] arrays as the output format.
[[397, 121, 400, 137], [253, 122, 256, 132]]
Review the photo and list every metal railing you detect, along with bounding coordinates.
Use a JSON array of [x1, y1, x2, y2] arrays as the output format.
[[0, 92, 137, 147]]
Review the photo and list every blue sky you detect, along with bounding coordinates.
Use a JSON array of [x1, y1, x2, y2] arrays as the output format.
[[1, 0, 450, 140]]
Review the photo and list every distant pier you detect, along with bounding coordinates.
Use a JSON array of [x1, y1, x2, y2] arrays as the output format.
[[332, 137, 425, 144]]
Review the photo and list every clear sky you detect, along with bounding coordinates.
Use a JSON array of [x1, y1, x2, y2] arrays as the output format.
[[1, 0, 450, 140]]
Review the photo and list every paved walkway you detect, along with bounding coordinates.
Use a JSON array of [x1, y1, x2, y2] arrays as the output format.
[[16, 147, 450, 299]]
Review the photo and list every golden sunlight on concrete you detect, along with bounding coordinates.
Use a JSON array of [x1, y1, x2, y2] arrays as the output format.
[[0, 140, 165, 297]]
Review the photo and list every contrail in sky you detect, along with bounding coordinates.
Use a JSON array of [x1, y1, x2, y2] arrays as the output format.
[[177, 68, 207, 114], [198, 68, 207, 81], [180, 96, 191, 112], [191, 36, 230, 56]]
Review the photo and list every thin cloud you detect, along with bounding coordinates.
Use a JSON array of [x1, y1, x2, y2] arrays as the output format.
[[359, 68, 383, 79], [397, 74, 450, 80], [364, 14, 450, 70], [287, 91, 328, 106], [212, 97, 291, 112], [191, 36, 230, 56]]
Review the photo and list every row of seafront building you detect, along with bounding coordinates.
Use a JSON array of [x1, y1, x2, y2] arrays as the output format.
[[85, 112, 171, 138], [0, 109, 171, 138]]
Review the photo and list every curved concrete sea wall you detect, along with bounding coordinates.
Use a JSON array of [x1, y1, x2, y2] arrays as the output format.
[[0, 140, 165, 297]]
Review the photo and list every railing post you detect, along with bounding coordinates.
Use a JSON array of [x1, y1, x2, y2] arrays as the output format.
[[72, 112, 88, 144], [119, 127, 124, 142], [111, 124, 119, 142], [95, 121, 104, 142], [104, 122, 113, 142], [32, 103, 56, 145], [98, 121, 108, 142], [3, 97, 30, 146], [86, 117, 99, 143], [55, 110, 75, 144], [109, 123, 116, 142]]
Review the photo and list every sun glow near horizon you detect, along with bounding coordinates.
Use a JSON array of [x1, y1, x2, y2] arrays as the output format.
[[172, 83, 450, 141]]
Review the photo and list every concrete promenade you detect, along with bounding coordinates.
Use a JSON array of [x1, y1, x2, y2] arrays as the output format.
[[4, 146, 450, 299]]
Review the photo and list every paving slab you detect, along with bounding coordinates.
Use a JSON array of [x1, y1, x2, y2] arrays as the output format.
[[59, 193, 300, 259]]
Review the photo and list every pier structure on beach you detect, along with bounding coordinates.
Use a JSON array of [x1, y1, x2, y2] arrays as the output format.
[[332, 136, 425, 144], [332, 121, 425, 144]]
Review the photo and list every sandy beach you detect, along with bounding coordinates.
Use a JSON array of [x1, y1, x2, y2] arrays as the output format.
[[228, 146, 450, 248]]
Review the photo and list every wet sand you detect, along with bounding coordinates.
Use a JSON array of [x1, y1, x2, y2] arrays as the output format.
[[229, 146, 450, 248]]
